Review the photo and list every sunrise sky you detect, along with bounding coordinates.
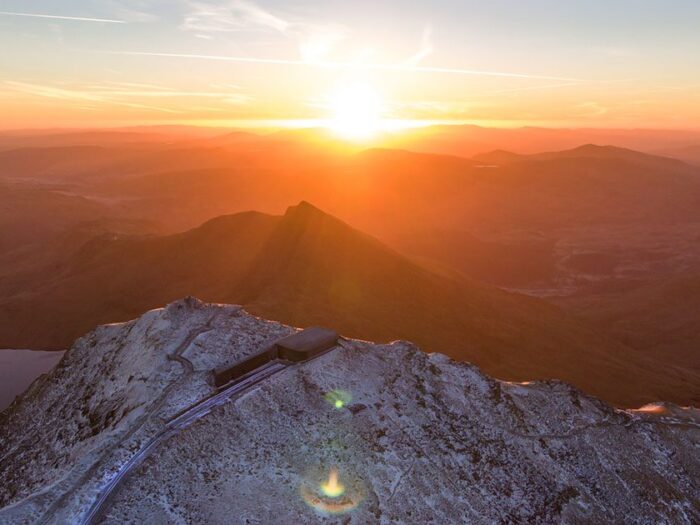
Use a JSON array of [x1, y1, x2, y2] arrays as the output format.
[[1, 0, 699, 130]]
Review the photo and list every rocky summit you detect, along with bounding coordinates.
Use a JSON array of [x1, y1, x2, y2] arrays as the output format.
[[0, 298, 698, 524]]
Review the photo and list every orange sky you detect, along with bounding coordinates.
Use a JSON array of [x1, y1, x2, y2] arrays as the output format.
[[1, 1, 699, 130]]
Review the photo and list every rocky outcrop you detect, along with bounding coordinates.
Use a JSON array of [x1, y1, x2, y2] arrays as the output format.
[[0, 298, 698, 524]]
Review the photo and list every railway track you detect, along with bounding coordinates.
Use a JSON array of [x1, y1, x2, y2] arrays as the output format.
[[81, 327, 338, 525]]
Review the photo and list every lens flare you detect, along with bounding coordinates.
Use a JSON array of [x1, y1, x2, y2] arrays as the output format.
[[324, 389, 352, 409], [320, 467, 345, 498], [299, 465, 365, 515]]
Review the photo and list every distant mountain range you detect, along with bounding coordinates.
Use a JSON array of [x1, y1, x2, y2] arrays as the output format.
[[1, 130, 699, 407], [472, 143, 691, 168]]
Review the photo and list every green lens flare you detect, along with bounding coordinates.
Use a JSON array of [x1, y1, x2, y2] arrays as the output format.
[[324, 389, 352, 409]]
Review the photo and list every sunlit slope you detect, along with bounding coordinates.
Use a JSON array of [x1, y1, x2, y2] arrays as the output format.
[[102, 143, 700, 237]]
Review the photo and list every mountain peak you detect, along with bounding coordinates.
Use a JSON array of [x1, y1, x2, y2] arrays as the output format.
[[0, 299, 697, 523], [473, 143, 692, 169], [570, 143, 631, 154], [280, 200, 348, 231], [284, 200, 325, 218]]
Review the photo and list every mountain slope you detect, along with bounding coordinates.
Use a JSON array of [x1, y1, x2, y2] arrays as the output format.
[[557, 273, 700, 370], [234, 203, 699, 406], [1, 300, 698, 523], [657, 143, 700, 166], [473, 144, 691, 169], [98, 142, 700, 237], [0, 211, 280, 349], [0, 182, 109, 252], [0, 202, 695, 405]]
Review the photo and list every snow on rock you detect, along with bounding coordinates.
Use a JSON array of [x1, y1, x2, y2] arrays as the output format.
[[0, 298, 698, 524]]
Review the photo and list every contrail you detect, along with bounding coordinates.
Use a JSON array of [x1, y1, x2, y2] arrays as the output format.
[[0, 11, 125, 24], [109, 51, 586, 82], [112, 51, 305, 67]]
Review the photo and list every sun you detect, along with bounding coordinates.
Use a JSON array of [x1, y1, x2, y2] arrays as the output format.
[[326, 83, 384, 140]]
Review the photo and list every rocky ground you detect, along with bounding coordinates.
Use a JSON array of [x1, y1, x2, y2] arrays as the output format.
[[1, 298, 698, 524]]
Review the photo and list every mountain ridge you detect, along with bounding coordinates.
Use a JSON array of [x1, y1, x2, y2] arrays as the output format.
[[0, 202, 696, 406], [472, 143, 693, 168], [0, 299, 697, 523]]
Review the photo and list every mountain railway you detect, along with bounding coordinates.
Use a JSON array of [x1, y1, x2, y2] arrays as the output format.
[[81, 327, 339, 525]]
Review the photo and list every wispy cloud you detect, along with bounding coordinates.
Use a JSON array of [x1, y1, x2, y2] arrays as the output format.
[[406, 25, 434, 66], [381, 98, 503, 121], [182, 0, 347, 63], [628, 83, 700, 95], [2, 79, 255, 114], [179, 2, 592, 81], [491, 82, 583, 95], [483, 77, 635, 96], [3, 81, 182, 113], [98, 81, 179, 91], [297, 24, 348, 64], [380, 63, 583, 82], [109, 51, 308, 67], [183, 0, 289, 33], [4, 81, 105, 102], [573, 101, 608, 117], [100, 0, 158, 23], [0, 11, 125, 24], [109, 50, 586, 82]]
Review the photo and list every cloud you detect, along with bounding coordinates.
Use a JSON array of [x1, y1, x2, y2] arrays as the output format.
[[182, 1, 347, 63], [2, 79, 255, 116], [388, 99, 496, 119], [111, 50, 305, 66], [491, 82, 582, 95], [629, 83, 700, 95], [3, 81, 183, 113], [110, 51, 586, 82], [182, 0, 290, 34], [101, 0, 159, 23], [298, 24, 347, 64], [4, 81, 105, 102], [0, 11, 125, 24], [223, 93, 253, 105], [573, 101, 608, 117], [406, 25, 434, 66]]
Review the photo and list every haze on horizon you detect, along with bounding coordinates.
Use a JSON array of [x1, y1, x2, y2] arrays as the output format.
[[0, 0, 699, 131]]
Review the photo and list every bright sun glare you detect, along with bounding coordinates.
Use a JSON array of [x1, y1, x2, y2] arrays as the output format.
[[327, 83, 384, 140]]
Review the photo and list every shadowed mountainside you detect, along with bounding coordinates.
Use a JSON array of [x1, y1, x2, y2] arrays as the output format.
[[556, 272, 700, 371], [0, 202, 696, 406]]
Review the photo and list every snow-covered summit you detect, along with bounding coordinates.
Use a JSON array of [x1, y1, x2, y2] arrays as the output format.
[[0, 298, 698, 524]]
